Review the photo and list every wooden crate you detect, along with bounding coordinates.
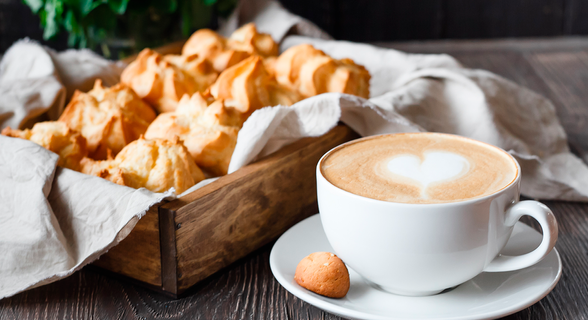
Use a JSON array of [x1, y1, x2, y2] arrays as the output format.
[[93, 125, 358, 296], [92, 42, 359, 296]]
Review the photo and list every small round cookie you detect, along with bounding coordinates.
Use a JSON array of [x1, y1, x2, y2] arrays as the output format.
[[294, 252, 350, 298]]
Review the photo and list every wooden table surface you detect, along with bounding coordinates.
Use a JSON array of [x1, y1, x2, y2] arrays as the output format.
[[2, 37, 588, 320]]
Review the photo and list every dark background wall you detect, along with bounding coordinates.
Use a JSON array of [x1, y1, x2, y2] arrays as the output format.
[[0, 0, 70, 53], [279, 0, 588, 41], [1, 0, 588, 53]]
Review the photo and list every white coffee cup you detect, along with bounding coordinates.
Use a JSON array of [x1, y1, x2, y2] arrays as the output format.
[[316, 133, 558, 296]]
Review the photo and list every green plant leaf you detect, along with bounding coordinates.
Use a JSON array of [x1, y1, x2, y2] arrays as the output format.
[[64, 9, 79, 32], [79, 32, 88, 48], [67, 32, 79, 46], [42, 0, 64, 39], [88, 0, 106, 13], [22, 0, 44, 14], [180, 0, 192, 37], [43, 17, 59, 39], [149, 0, 179, 14], [67, 33, 75, 46], [108, 0, 130, 15], [27, 0, 225, 52], [85, 4, 117, 30], [39, 8, 47, 26], [185, 0, 211, 34], [167, 0, 178, 13], [80, 0, 94, 16], [216, 0, 237, 18], [62, 0, 92, 15]]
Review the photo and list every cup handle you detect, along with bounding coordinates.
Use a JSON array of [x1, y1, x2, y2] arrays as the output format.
[[483, 200, 558, 272]]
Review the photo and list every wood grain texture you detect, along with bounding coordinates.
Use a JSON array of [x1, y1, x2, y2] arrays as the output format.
[[159, 206, 178, 295], [168, 125, 359, 293], [0, 203, 586, 320], [2, 38, 588, 320], [375, 37, 588, 54], [92, 206, 162, 287], [524, 51, 588, 162]]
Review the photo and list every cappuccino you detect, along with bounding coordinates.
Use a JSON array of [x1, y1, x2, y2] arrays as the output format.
[[321, 133, 517, 204]]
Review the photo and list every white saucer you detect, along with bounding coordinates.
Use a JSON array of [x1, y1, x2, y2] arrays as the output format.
[[270, 214, 562, 320]]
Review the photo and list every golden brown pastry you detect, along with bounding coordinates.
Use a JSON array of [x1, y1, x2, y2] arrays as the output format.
[[294, 252, 350, 298], [163, 54, 219, 89], [182, 23, 278, 73], [274, 44, 371, 99], [58, 80, 157, 160], [80, 137, 205, 194], [145, 93, 241, 176], [209, 56, 301, 118], [181, 29, 249, 73], [2, 121, 88, 171], [226, 23, 279, 58], [120, 49, 217, 113]]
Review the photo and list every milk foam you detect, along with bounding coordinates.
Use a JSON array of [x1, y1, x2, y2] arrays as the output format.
[[386, 152, 470, 190], [321, 133, 518, 204]]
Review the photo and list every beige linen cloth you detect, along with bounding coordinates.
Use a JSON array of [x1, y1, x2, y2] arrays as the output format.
[[2, 0, 588, 299]]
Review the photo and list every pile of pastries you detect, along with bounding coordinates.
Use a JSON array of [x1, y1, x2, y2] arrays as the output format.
[[2, 23, 371, 194]]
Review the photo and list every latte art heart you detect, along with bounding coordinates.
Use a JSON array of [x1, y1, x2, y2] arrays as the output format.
[[321, 133, 517, 204], [386, 152, 470, 187]]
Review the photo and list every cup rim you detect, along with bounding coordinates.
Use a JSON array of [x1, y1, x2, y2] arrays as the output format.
[[317, 132, 521, 207]]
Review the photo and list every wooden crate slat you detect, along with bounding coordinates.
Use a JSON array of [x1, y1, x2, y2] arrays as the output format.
[[93, 206, 162, 286], [166, 125, 358, 293]]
